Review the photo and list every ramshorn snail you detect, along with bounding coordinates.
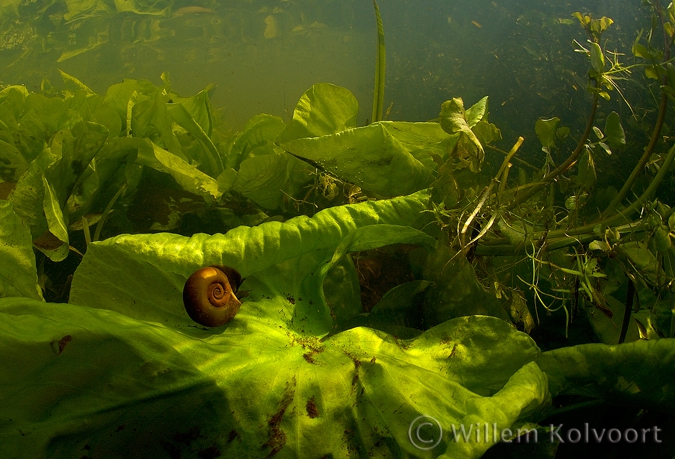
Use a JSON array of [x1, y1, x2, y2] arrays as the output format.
[[183, 265, 242, 327]]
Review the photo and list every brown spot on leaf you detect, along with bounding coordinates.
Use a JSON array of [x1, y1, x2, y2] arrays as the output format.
[[263, 378, 296, 457], [34, 231, 66, 252], [50, 335, 72, 355], [306, 397, 319, 418], [0, 181, 16, 199], [227, 429, 240, 443]]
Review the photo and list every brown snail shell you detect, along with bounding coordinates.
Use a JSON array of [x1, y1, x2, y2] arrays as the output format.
[[183, 265, 242, 327]]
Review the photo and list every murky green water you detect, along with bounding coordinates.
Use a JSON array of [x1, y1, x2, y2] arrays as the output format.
[[2, 3, 675, 458], [0, 0, 646, 136]]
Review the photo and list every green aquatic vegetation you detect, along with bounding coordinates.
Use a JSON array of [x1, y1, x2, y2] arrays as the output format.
[[417, 5, 675, 373], [1, 2, 675, 459], [1, 191, 675, 458], [371, 0, 385, 123]]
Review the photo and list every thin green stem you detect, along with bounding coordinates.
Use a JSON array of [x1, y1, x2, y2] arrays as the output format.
[[94, 184, 127, 242], [602, 2, 672, 217], [602, 90, 668, 218], [476, 140, 675, 256], [506, 93, 599, 211], [371, 0, 385, 123]]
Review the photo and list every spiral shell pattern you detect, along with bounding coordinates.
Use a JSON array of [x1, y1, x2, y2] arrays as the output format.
[[183, 265, 242, 327]]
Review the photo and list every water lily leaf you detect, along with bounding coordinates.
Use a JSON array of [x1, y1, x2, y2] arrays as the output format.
[[0, 139, 28, 182], [423, 253, 509, 326], [7, 149, 58, 239], [498, 217, 531, 247], [381, 121, 453, 169], [654, 225, 672, 252], [279, 123, 435, 197], [472, 120, 502, 147], [632, 34, 651, 60], [136, 139, 221, 201], [114, 0, 170, 15], [465, 96, 489, 126], [223, 114, 314, 209], [166, 96, 223, 177], [69, 190, 433, 325], [21, 93, 83, 139], [668, 212, 675, 231], [226, 114, 286, 169], [360, 280, 432, 335], [232, 148, 292, 210], [617, 241, 666, 287], [276, 83, 358, 143], [8, 122, 107, 253], [66, 137, 139, 222], [1, 191, 550, 457], [131, 91, 184, 156], [586, 295, 655, 344], [0, 296, 547, 459], [536, 336, 675, 410]]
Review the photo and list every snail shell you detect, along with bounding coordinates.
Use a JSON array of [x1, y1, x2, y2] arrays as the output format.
[[183, 265, 242, 327]]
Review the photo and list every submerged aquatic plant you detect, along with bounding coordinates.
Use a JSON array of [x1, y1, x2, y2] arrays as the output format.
[[0, 2, 674, 459]]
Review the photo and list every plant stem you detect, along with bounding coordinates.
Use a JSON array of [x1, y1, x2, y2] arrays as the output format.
[[618, 278, 635, 344], [371, 0, 385, 123], [506, 93, 599, 211], [602, 2, 673, 217], [476, 139, 675, 255]]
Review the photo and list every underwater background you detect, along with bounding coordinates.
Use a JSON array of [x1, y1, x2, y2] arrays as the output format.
[[1, 1, 675, 459], [0, 0, 650, 136]]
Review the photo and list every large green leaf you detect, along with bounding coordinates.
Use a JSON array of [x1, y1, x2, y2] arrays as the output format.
[[535, 117, 560, 151], [231, 148, 297, 210], [2, 187, 675, 457], [536, 337, 675, 410], [226, 113, 286, 169], [223, 114, 315, 209], [135, 138, 222, 201], [0, 200, 42, 300], [276, 83, 359, 143], [68, 190, 434, 325], [0, 297, 547, 459], [9, 122, 108, 259], [0, 188, 549, 457], [279, 122, 436, 197]]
